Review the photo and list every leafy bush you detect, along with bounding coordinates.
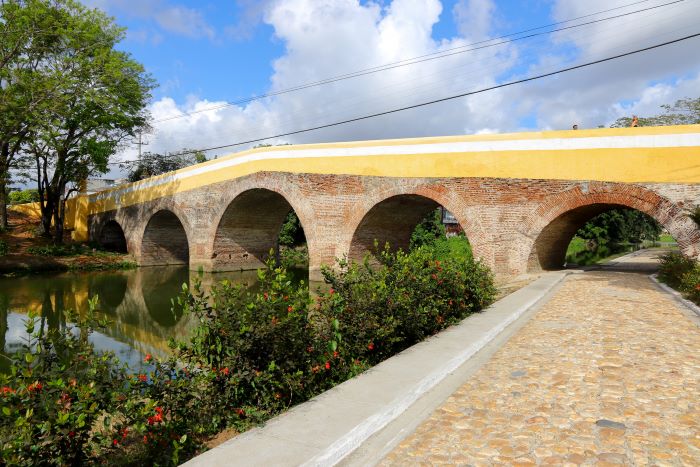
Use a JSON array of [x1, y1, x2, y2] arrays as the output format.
[[658, 251, 700, 304], [1, 246, 496, 465], [278, 211, 306, 247], [0, 301, 131, 465], [410, 208, 446, 249], [8, 189, 40, 205], [0, 240, 7, 256], [317, 243, 495, 364]]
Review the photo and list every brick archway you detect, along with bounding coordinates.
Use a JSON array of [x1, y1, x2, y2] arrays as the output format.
[[210, 187, 308, 271], [523, 183, 699, 272], [140, 209, 190, 266], [97, 220, 127, 253], [345, 184, 493, 266]]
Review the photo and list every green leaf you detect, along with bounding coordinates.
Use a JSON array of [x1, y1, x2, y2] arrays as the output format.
[[2, 407, 10, 416]]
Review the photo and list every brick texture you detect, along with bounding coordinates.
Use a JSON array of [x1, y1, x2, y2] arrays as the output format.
[[87, 173, 700, 281]]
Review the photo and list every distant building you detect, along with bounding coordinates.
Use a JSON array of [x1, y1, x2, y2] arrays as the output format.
[[82, 178, 127, 194], [440, 207, 464, 236]]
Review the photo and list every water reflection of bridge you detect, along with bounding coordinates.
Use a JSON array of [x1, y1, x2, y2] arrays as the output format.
[[0, 268, 263, 360]]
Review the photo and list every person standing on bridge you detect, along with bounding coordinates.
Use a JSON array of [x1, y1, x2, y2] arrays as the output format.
[[630, 115, 639, 127]]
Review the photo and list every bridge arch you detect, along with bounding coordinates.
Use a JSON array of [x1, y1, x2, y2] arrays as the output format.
[[140, 209, 190, 266], [210, 187, 311, 271], [524, 183, 699, 272], [97, 220, 128, 253], [346, 185, 493, 266]]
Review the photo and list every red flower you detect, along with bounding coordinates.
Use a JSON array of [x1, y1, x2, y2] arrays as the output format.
[[263, 292, 269, 300], [236, 408, 245, 416], [333, 351, 339, 358], [329, 288, 335, 295], [325, 361, 331, 370], [154, 406, 163, 414], [2, 386, 14, 395], [367, 342, 375, 351], [138, 374, 147, 382], [27, 382, 43, 392], [221, 367, 230, 376], [431, 273, 438, 280], [121, 428, 129, 438], [68, 431, 75, 438], [112, 439, 119, 446], [143, 435, 149, 444], [287, 305, 293, 313], [144, 354, 152, 363]]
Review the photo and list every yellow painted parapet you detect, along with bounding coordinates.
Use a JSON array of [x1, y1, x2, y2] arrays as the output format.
[[70, 125, 700, 241]]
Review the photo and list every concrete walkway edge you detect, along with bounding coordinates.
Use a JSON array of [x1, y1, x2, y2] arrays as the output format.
[[183, 271, 569, 467], [649, 274, 700, 317]]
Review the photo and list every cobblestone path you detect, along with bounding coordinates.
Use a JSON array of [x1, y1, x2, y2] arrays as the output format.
[[381, 272, 700, 466]]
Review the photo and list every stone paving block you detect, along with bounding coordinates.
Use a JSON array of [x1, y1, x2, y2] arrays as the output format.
[[380, 271, 700, 466]]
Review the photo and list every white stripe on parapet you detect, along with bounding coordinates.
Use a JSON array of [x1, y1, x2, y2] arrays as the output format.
[[94, 132, 700, 202]]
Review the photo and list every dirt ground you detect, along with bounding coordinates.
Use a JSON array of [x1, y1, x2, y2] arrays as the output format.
[[0, 209, 133, 273]]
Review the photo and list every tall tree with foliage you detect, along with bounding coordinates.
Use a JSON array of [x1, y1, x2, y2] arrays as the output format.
[[126, 149, 206, 182], [20, 0, 153, 242], [0, 0, 68, 229], [576, 209, 662, 246]]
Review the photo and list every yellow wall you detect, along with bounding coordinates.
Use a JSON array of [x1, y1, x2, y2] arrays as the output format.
[[8, 202, 42, 220], [67, 125, 700, 241]]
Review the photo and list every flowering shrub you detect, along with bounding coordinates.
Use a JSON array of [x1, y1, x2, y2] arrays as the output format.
[[0, 246, 496, 465], [658, 251, 700, 304], [316, 243, 496, 365]]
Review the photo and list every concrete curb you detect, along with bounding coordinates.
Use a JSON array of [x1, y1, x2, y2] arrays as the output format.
[[183, 271, 569, 467], [649, 274, 700, 317]]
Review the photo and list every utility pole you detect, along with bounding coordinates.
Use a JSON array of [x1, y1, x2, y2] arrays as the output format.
[[134, 131, 149, 163]]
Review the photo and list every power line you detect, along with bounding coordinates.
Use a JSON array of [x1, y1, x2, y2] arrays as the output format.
[[168, 32, 700, 156], [152, 0, 683, 124]]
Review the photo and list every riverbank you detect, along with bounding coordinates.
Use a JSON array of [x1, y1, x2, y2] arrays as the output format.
[[0, 209, 135, 274]]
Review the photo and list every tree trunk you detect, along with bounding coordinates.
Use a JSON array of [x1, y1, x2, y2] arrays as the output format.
[[53, 196, 65, 245], [0, 180, 7, 231], [0, 144, 8, 230]]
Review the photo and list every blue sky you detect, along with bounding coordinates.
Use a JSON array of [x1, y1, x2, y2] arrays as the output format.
[[108, 0, 554, 105], [83, 0, 700, 167]]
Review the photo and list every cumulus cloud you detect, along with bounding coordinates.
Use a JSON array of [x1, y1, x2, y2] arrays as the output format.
[[114, 0, 700, 173], [84, 0, 216, 41], [155, 6, 215, 40]]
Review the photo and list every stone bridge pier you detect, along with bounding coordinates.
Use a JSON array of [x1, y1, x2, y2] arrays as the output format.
[[75, 126, 700, 282]]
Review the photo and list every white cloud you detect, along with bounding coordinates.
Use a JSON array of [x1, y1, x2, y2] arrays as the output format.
[[155, 6, 215, 40], [114, 0, 700, 173], [84, 0, 216, 41], [453, 0, 495, 41]]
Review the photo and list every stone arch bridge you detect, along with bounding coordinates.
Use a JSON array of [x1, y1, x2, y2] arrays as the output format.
[[65, 125, 700, 282]]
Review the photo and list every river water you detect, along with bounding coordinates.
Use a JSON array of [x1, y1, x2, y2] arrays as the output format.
[[0, 267, 309, 370]]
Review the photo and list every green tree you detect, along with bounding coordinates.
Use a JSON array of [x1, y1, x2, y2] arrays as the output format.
[[0, 0, 67, 228], [410, 208, 446, 249], [20, 0, 154, 242], [611, 97, 700, 127], [576, 209, 661, 245], [278, 211, 305, 247], [126, 149, 207, 182]]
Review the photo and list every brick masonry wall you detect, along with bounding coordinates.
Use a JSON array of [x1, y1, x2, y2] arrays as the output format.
[[87, 173, 700, 282]]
